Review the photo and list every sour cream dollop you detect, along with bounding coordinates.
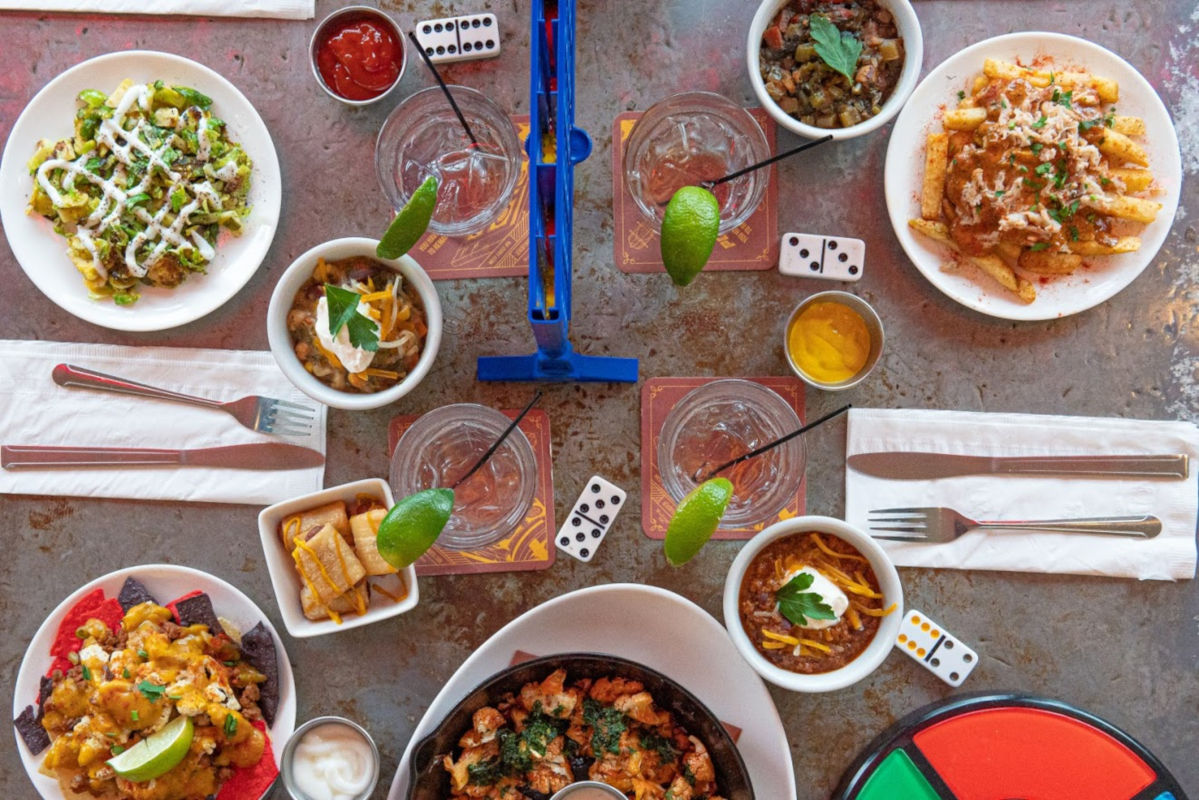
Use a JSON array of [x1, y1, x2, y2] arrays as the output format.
[[779, 566, 849, 630], [291, 722, 376, 800], [315, 295, 378, 374]]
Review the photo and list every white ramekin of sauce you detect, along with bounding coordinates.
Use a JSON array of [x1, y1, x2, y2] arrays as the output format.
[[281, 716, 380, 800], [549, 781, 627, 800]]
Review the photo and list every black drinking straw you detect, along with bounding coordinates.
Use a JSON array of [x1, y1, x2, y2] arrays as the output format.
[[406, 30, 479, 147], [451, 392, 543, 489], [697, 403, 851, 482], [704, 134, 834, 188]]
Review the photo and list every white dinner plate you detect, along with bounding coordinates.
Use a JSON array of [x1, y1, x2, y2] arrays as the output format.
[[0, 51, 282, 331], [884, 32, 1182, 321], [386, 582, 796, 799], [12, 564, 297, 799]]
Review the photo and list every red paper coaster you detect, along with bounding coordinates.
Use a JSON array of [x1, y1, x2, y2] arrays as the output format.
[[409, 116, 531, 280], [612, 108, 779, 274], [641, 376, 806, 540], [387, 408, 555, 575]]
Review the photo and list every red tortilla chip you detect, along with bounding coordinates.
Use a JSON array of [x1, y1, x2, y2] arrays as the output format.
[[46, 589, 123, 677], [214, 719, 278, 800], [165, 590, 204, 623]]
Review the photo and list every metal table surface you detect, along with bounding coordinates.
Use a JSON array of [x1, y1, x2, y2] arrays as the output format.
[[1, 1, 1196, 798]]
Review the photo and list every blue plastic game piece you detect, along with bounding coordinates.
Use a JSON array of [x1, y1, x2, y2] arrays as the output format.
[[476, 0, 638, 383]]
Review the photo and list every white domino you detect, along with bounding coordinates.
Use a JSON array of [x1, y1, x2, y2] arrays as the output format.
[[555, 476, 626, 562], [413, 14, 501, 64], [895, 609, 978, 687], [779, 232, 865, 281]]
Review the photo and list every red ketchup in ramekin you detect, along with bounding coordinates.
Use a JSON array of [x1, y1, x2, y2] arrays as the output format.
[[315, 13, 404, 102]]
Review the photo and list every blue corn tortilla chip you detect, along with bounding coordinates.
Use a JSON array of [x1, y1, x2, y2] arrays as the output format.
[[117, 577, 157, 611], [171, 592, 225, 637], [14, 705, 50, 754], [36, 676, 52, 723], [239, 622, 278, 726]]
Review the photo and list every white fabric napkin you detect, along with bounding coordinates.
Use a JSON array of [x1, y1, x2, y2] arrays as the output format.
[[0, 0, 313, 17], [845, 408, 1198, 581], [0, 340, 326, 505]]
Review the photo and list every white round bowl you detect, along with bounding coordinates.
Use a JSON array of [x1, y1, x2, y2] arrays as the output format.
[[266, 236, 442, 411], [746, 0, 924, 140], [722, 515, 903, 692]]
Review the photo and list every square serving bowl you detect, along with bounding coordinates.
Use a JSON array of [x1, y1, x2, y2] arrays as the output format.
[[258, 478, 418, 638]]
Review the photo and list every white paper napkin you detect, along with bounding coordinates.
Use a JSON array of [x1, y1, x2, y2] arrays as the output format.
[[845, 408, 1198, 581], [0, 340, 326, 505], [0, 0, 313, 17]]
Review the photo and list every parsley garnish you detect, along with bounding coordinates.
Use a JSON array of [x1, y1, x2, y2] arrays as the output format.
[[957, 90, 966, 101], [324, 285, 379, 352], [123, 668, 131, 679], [1035, 163, 1053, 176], [137, 680, 166, 702], [809, 15, 862, 82], [1031, 115, 1048, 129], [1029, 242, 1050, 252], [1069, 225, 1080, 242], [224, 714, 238, 737], [1052, 89, 1073, 108], [994, 190, 1006, 198], [776, 571, 837, 627], [1030, 141, 1043, 154]]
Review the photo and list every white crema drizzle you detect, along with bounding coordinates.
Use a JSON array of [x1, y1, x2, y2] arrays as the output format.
[[34, 83, 225, 280]]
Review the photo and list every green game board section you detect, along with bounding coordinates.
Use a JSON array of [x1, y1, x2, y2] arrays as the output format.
[[858, 749, 943, 800]]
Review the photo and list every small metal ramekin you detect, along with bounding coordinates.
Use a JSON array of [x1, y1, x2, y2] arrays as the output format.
[[280, 715, 380, 800], [309, 5, 406, 107], [784, 290, 885, 391], [549, 781, 627, 800]]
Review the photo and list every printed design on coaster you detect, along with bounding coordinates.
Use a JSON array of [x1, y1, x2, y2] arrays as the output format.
[[387, 408, 554, 575], [411, 117, 530, 280], [612, 109, 779, 274], [895, 609, 978, 687], [556, 475, 627, 562], [640, 376, 805, 541]]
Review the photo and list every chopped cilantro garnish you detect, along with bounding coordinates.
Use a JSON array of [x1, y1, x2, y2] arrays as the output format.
[[994, 190, 1006, 198], [1069, 226, 1080, 242], [137, 680, 166, 702], [122, 668, 131, 679], [324, 285, 379, 352], [1030, 141, 1043, 154], [130, 710, 139, 722], [137, 648, 148, 660], [957, 90, 966, 100], [111, 744, 125, 755], [1052, 89, 1073, 108], [81, 664, 92, 681], [467, 758, 503, 786], [1029, 242, 1050, 252], [1031, 115, 1048, 129], [223, 714, 238, 737], [1035, 163, 1053, 176], [583, 699, 628, 755]]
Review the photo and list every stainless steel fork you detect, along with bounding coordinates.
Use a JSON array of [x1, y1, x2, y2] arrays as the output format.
[[52, 363, 317, 437], [867, 506, 1162, 542]]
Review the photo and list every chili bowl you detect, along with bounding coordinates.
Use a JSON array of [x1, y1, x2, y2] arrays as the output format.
[[746, 0, 923, 140], [723, 515, 903, 692], [266, 236, 442, 411]]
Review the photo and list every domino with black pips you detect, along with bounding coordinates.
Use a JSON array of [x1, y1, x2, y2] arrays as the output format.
[[779, 232, 865, 281], [555, 476, 626, 562], [895, 609, 978, 687], [413, 14, 501, 64]]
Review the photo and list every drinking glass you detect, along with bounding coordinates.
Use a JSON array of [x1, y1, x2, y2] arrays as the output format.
[[623, 91, 770, 235], [375, 86, 522, 237], [658, 379, 805, 529], [390, 403, 536, 550]]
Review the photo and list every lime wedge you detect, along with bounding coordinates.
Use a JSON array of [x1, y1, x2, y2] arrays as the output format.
[[376, 488, 454, 568], [664, 478, 734, 566], [660, 185, 720, 287], [107, 714, 194, 782], [377, 175, 438, 260]]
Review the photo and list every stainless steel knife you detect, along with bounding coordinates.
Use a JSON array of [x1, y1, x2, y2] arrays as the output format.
[[847, 452, 1189, 480], [1, 443, 325, 470]]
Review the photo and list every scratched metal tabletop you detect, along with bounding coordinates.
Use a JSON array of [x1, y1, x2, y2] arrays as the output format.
[[1, 1, 1196, 798]]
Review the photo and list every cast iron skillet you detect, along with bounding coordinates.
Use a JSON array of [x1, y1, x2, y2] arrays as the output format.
[[406, 652, 754, 799]]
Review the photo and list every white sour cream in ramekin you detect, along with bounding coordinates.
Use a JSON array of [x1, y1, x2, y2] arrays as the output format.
[[290, 722, 375, 800]]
